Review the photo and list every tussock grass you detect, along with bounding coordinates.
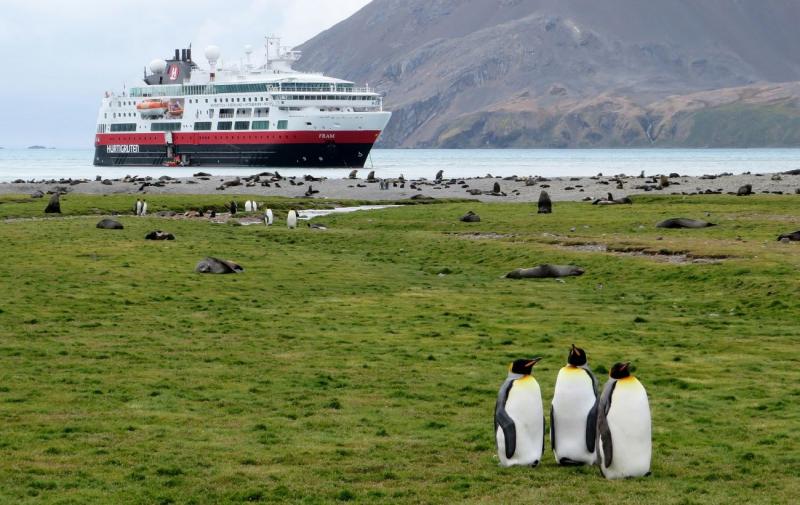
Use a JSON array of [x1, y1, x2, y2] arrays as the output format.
[[0, 195, 798, 504]]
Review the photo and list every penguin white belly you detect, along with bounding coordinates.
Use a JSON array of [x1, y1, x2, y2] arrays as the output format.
[[287, 211, 297, 229], [497, 377, 544, 467], [602, 379, 651, 479], [552, 367, 596, 465]]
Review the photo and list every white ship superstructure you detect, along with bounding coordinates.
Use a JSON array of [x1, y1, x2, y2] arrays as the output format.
[[94, 37, 391, 167]]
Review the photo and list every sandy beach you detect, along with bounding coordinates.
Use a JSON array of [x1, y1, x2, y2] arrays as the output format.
[[2, 170, 799, 203]]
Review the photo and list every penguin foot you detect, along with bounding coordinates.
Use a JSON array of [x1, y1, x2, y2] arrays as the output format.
[[530, 460, 539, 468], [558, 458, 585, 467], [645, 471, 652, 477]]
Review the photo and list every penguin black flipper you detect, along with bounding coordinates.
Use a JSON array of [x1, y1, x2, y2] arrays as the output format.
[[597, 381, 617, 468], [585, 401, 598, 453], [550, 405, 556, 452], [541, 414, 546, 457], [495, 379, 517, 459]]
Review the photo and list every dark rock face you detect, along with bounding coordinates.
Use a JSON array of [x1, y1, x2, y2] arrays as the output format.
[[96, 219, 124, 230], [737, 184, 753, 196], [297, 0, 800, 148], [506, 264, 585, 279], [538, 191, 552, 214], [44, 193, 61, 214], [195, 257, 244, 274], [777, 230, 800, 242], [656, 218, 716, 229], [460, 211, 481, 222], [145, 231, 176, 241]]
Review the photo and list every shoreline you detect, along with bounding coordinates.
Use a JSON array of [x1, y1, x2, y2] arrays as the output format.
[[1, 171, 799, 203]]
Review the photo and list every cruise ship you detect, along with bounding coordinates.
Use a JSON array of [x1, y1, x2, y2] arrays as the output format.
[[94, 37, 391, 168]]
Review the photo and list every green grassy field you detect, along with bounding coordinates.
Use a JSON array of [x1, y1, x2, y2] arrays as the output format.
[[1, 194, 798, 504]]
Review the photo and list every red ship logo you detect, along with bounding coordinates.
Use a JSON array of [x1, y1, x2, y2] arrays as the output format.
[[168, 64, 180, 81]]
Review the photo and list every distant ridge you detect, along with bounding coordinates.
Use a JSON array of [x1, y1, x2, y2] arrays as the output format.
[[298, 0, 800, 148]]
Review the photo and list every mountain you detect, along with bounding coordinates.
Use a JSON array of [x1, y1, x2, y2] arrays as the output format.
[[297, 0, 800, 148]]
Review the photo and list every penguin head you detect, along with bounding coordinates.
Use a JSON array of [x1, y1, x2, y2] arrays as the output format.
[[510, 357, 542, 375], [609, 362, 632, 379], [567, 344, 588, 366]]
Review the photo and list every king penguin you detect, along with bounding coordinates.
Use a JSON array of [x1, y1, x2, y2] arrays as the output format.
[[287, 209, 298, 229], [551, 344, 598, 466], [495, 358, 545, 467], [244, 200, 252, 212], [265, 208, 274, 226], [253, 201, 258, 211], [597, 362, 652, 479], [141, 200, 148, 216], [135, 199, 142, 216]]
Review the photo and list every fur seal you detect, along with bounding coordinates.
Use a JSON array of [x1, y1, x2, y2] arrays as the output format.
[[737, 184, 753, 196], [777, 231, 800, 242], [145, 231, 175, 241], [44, 193, 61, 214], [506, 265, 584, 279], [96, 218, 124, 230], [656, 218, 716, 229], [195, 257, 244, 274], [538, 191, 552, 214], [460, 211, 481, 223]]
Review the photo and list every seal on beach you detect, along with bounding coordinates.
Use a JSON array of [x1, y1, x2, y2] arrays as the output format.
[[195, 257, 244, 274], [348, 170, 358, 179], [460, 211, 481, 223], [506, 265, 584, 279], [96, 219, 124, 230], [737, 184, 753, 196], [538, 191, 552, 214], [145, 231, 175, 241], [435, 170, 444, 181], [656, 218, 716, 229], [44, 193, 61, 214], [777, 231, 800, 242], [495, 358, 545, 467]]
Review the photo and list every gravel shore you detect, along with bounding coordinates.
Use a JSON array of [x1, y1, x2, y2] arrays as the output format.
[[2, 170, 799, 202]]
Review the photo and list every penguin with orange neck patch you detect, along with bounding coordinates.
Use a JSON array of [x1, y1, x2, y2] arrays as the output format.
[[551, 345, 598, 466], [597, 362, 652, 479], [495, 358, 545, 467]]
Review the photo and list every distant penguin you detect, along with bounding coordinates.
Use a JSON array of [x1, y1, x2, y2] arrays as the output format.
[[141, 200, 148, 216], [265, 208, 274, 226], [287, 209, 298, 229], [245, 200, 252, 212], [252, 201, 258, 211], [135, 199, 143, 216], [495, 358, 545, 467], [230, 200, 237, 215], [551, 345, 598, 466], [597, 362, 652, 479]]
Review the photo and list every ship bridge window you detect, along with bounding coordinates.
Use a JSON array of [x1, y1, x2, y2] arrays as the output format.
[[194, 122, 212, 131], [236, 108, 252, 118], [254, 107, 269, 117], [234, 121, 250, 130], [151, 122, 181, 132], [277, 120, 288, 130], [219, 108, 234, 119], [252, 121, 269, 130], [111, 123, 137, 132], [217, 121, 233, 131]]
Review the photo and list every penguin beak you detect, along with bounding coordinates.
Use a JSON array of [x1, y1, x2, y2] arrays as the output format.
[[526, 357, 542, 367], [621, 362, 631, 371], [570, 344, 577, 355]]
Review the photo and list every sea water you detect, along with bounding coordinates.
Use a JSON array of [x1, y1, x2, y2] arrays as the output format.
[[0, 148, 798, 182]]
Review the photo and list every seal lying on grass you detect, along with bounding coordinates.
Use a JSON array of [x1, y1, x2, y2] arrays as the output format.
[[145, 231, 175, 241], [195, 257, 244, 274], [96, 219, 124, 230], [656, 218, 716, 229], [777, 231, 800, 242], [506, 265, 585, 279]]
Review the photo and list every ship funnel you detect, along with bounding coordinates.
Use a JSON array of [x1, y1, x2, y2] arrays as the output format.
[[174, 49, 180, 61]]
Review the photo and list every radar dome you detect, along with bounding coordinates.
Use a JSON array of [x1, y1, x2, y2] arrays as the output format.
[[244, 44, 253, 54], [204, 45, 221, 62], [149, 59, 168, 74]]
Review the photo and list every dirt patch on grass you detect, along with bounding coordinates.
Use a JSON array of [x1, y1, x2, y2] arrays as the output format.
[[560, 242, 731, 264], [453, 232, 518, 241]]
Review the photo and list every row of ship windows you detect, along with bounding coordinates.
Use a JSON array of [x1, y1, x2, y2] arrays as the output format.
[[112, 95, 373, 109], [108, 121, 289, 132]]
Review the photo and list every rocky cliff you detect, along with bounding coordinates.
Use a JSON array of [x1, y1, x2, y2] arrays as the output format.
[[297, 0, 800, 147]]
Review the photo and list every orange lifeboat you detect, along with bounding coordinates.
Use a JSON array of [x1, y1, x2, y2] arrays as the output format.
[[137, 100, 168, 117]]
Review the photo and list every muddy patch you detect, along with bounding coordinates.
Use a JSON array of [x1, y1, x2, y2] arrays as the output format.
[[560, 242, 730, 264], [455, 232, 517, 241]]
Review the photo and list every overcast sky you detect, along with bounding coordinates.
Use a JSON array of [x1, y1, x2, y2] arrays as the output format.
[[0, 0, 372, 148]]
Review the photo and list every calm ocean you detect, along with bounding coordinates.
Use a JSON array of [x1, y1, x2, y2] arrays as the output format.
[[0, 148, 798, 182]]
